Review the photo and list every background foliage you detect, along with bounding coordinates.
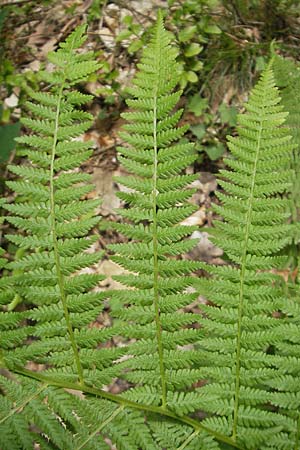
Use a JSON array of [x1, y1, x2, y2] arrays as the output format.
[[1, 0, 300, 169]]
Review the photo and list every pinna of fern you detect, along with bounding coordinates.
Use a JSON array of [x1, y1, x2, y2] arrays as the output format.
[[194, 63, 299, 449], [0, 371, 161, 450], [271, 54, 300, 450], [0, 25, 122, 389], [107, 11, 210, 417], [273, 54, 300, 266]]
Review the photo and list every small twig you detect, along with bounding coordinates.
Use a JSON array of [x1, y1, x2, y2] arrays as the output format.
[[225, 0, 247, 25], [3, 148, 16, 179], [1, 0, 33, 6], [113, 0, 156, 24], [99, 0, 108, 30]]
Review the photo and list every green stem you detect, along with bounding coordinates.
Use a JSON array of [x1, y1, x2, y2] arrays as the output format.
[[75, 405, 124, 450], [0, 382, 48, 425], [232, 97, 264, 439], [290, 149, 300, 269], [50, 84, 84, 385], [152, 43, 167, 408], [14, 367, 245, 450], [177, 429, 200, 450], [7, 247, 26, 311], [294, 414, 300, 450]]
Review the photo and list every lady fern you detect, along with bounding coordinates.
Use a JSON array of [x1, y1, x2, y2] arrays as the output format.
[[108, 11, 204, 412], [106, 13, 227, 449], [0, 24, 111, 387], [0, 15, 300, 450], [195, 64, 298, 449]]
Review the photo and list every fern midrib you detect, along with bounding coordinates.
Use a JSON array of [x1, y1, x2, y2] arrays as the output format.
[[290, 149, 300, 268], [75, 405, 124, 450], [232, 97, 265, 439], [295, 415, 300, 450], [152, 39, 167, 408], [0, 382, 48, 425], [15, 366, 246, 450], [49, 74, 84, 385], [177, 429, 200, 450]]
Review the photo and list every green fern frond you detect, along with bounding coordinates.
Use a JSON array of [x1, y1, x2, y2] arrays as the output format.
[[0, 374, 150, 450], [194, 64, 297, 449], [109, 12, 205, 418], [273, 55, 300, 254], [0, 25, 113, 388]]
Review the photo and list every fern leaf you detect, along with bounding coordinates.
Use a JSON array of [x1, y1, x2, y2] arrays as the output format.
[[108, 12, 206, 423], [0, 25, 111, 391], [195, 63, 297, 449]]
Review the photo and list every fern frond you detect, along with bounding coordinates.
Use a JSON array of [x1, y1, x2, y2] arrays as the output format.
[[194, 64, 297, 449], [0, 374, 156, 450], [0, 25, 111, 390], [109, 12, 204, 418], [3, 16, 299, 450]]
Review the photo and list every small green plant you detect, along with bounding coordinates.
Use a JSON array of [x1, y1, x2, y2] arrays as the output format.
[[188, 95, 239, 162], [166, 0, 222, 89], [116, 1, 222, 90]]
